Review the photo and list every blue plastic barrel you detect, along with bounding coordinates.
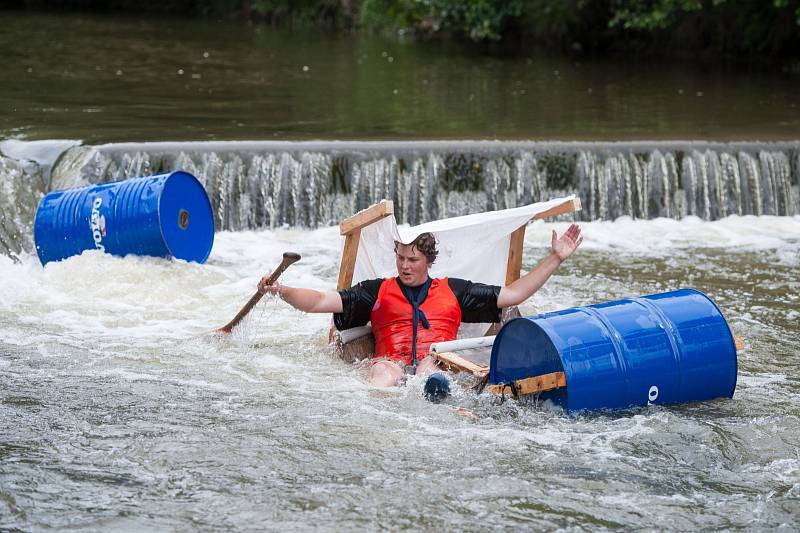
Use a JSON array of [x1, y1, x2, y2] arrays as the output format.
[[34, 171, 214, 265], [489, 289, 737, 412]]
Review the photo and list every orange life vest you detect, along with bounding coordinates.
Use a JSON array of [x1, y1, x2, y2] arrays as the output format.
[[371, 277, 462, 365]]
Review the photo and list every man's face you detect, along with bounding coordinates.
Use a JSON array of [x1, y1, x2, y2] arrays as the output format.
[[395, 244, 431, 287]]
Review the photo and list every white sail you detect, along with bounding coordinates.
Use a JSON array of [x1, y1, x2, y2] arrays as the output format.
[[352, 195, 576, 287]]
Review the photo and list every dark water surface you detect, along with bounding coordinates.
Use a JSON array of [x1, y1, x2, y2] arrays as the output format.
[[2, 10, 799, 143]]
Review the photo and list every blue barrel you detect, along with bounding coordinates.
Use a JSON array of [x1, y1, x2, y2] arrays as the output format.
[[489, 289, 738, 412], [34, 171, 214, 265]]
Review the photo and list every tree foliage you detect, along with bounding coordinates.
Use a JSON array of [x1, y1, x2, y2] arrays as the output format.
[[608, 0, 800, 30], [7, 0, 800, 55], [604, 0, 800, 54], [358, 0, 526, 40], [355, 0, 800, 55]]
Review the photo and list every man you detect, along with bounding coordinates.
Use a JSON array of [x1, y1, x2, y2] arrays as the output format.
[[258, 224, 583, 387]]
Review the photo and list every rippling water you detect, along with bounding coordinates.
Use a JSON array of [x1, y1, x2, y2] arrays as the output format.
[[2, 216, 799, 530]]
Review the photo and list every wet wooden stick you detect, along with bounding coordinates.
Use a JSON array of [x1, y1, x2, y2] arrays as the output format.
[[217, 252, 301, 334]]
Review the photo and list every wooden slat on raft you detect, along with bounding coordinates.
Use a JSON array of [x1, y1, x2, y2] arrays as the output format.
[[487, 372, 567, 397], [532, 197, 582, 221], [491, 197, 582, 335], [335, 333, 375, 363], [503, 198, 582, 287], [339, 200, 394, 236], [435, 351, 489, 375], [336, 200, 394, 291], [734, 336, 745, 351], [337, 232, 361, 291], [437, 348, 567, 397], [505, 226, 526, 286]]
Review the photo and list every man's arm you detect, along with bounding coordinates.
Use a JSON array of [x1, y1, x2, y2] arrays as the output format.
[[497, 223, 583, 308], [258, 278, 344, 313]]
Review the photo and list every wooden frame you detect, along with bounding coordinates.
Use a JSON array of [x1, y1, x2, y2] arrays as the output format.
[[504, 197, 582, 285], [336, 200, 394, 290], [335, 196, 582, 292], [333, 196, 582, 357], [494, 197, 582, 334], [334, 197, 748, 403], [435, 351, 567, 398], [486, 372, 567, 397], [435, 351, 490, 375]]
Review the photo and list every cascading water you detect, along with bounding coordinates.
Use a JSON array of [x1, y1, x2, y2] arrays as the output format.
[[0, 140, 798, 258], [0, 140, 81, 258], [0, 155, 43, 257]]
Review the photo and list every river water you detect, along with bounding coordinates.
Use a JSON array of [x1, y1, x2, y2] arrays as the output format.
[[1, 8, 800, 532], [2, 217, 799, 530], [2, 10, 800, 142]]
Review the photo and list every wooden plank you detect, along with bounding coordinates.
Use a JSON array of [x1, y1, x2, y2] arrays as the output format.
[[505, 225, 526, 285], [531, 197, 582, 221], [734, 336, 745, 351], [336, 333, 375, 363], [505, 198, 580, 287], [434, 351, 488, 376], [487, 371, 567, 397], [330, 200, 393, 360], [456, 347, 492, 369], [339, 200, 394, 236], [336, 230, 361, 290], [455, 407, 481, 421], [490, 197, 580, 334]]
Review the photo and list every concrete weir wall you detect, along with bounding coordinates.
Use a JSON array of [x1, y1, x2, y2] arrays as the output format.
[[2, 140, 799, 257]]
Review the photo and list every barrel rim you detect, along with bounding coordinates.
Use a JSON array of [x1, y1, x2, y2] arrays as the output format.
[[489, 314, 566, 384], [33, 193, 50, 264], [668, 287, 738, 398], [156, 170, 215, 263]]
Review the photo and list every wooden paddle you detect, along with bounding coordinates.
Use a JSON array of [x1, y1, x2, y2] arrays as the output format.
[[217, 252, 301, 334]]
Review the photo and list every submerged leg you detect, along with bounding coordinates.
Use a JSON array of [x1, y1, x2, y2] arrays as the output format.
[[367, 360, 404, 387], [414, 356, 439, 377]]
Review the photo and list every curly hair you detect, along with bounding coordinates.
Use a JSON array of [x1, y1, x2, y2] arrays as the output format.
[[395, 232, 438, 264]]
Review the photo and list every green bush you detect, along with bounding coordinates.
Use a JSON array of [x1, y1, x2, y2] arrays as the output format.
[[606, 0, 800, 54], [7, 0, 800, 55], [358, 0, 526, 40]]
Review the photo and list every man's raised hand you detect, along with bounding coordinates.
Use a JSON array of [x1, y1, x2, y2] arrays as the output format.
[[551, 223, 583, 261]]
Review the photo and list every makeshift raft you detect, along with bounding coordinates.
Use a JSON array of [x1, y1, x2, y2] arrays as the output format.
[[331, 196, 582, 361], [331, 197, 741, 413]]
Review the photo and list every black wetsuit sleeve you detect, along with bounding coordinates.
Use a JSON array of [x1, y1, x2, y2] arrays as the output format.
[[333, 279, 384, 331], [448, 278, 502, 323]]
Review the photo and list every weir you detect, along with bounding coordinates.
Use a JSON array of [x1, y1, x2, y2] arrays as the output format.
[[1, 140, 798, 258]]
